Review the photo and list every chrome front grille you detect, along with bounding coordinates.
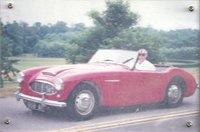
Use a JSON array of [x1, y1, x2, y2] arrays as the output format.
[[30, 81, 56, 94]]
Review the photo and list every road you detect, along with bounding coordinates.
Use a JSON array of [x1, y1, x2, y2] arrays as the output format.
[[0, 89, 199, 132], [96, 115, 199, 132]]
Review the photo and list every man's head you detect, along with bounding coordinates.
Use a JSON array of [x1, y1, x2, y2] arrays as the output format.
[[138, 49, 148, 62]]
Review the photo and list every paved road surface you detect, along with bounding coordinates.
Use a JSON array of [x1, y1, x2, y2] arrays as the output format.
[[0, 89, 199, 132], [97, 115, 199, 132]]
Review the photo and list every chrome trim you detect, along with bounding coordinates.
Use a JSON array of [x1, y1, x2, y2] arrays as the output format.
[[104, 80, 121, 83], [196, 81, 199, 89], [75, 90, 95, 116], [15, 91, 67, 107], [32, 80, 54, 85], [29, 80, 56, 95]]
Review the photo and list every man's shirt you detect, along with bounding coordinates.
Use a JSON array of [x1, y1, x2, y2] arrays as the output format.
[[135, 60, 156, 71]]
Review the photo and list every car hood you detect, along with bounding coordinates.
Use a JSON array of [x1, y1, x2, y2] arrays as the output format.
[[41, 63, 128, 76]]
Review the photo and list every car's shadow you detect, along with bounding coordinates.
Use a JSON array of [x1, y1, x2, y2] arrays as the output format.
[[24, 101, 194, 122]]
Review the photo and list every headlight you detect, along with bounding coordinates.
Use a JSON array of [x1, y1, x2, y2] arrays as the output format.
[[54, 78, 64, 91], [17, 72, 24, 83]]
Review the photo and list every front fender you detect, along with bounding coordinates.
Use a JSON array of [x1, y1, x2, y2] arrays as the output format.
[[58, 73, 104, 103]]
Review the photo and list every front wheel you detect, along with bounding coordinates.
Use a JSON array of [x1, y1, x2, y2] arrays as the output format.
[[67, 84, 99, 120], [164, 78, 185, 108]]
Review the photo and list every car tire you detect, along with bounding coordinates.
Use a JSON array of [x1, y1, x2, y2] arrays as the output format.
[[67, 83, 99, 120], [163, 77, 185, 108]]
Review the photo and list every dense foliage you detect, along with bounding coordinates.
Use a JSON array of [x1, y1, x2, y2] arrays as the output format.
[[161, 29, 199, 60], [1, 0, 199, 63]]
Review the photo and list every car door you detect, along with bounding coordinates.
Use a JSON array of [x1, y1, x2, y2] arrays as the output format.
[[117, 70, 166, 106]]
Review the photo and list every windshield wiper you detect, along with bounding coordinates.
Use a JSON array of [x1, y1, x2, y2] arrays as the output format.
[[123, 58, 134, 64]]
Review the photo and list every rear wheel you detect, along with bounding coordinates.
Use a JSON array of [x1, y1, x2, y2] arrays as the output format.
[[164, 78, 185, 108], [67, 83, 99, 120]]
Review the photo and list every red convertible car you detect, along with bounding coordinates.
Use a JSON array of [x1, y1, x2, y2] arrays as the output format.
[[16, 49, 197, 120]]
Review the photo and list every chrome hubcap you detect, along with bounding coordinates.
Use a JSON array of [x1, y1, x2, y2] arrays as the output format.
[[167, 85, 181, 104], [75, 90, 95, 115]]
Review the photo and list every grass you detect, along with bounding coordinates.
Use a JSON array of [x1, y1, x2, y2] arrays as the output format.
[[11, 56, 66, 70], [165, 61, 199, 80], [183, 67, 199, 80]]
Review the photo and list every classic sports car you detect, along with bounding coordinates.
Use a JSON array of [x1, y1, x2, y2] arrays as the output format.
[[15, 49, 197, 120]]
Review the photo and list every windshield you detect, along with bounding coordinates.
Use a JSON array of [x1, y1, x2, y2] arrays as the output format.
[[89, 49, 138, 69]]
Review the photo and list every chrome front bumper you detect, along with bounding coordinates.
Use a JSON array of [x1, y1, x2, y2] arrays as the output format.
[[15, 91, 67, 108]]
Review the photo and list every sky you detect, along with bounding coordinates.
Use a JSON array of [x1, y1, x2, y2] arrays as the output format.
[[0, 0, 199, 31]]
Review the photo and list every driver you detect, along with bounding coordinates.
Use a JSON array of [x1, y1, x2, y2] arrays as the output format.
[[135, 49, 156, 71]]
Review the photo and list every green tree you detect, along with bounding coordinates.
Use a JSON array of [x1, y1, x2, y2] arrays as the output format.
[[0, 21, 19, 87], [4, 21, 24, 55], [34, 39, 67, 57], [33, 22, 50, 39], [163, 29, 198, 48], [50, 21, 68, 33], [70, 23, 85, 32], [68, 0, 139, 63], [89, 0, 138, 38], [65, 43, 80, 64], [160, 29, 199, 60], [101, 27, 165, 63], [34, 32, 78, 57]]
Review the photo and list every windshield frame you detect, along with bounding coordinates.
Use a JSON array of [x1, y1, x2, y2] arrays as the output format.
[[88, 49, 138, 69]]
